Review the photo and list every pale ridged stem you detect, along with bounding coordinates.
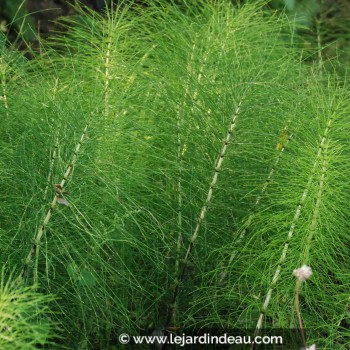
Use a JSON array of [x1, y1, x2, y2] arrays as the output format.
[[1, 58, 9, 141], [43, 137, 59, 200], [18, 123, 90, 281], [189, 101, 241, 249], [252, 118, 332, 342], [104, 35, 112, 117], [303, 135, 329, 262], [316, 18, 323, 76], [295, 279, 307, 349], [173, 43, 207, 323], [166, 102, 242, 326], [0, 58, 9, 112], [182, 43, 209, 141]]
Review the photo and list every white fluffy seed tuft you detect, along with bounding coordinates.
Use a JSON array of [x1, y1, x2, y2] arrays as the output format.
[[293, 265, 312, 282], [301, 344, 316, 350]]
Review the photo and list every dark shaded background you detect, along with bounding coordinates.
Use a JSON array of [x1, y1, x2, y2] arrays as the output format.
[[0, 0, 109, 38], [26, 0, 109, 34], [0, 0, 349, 68]]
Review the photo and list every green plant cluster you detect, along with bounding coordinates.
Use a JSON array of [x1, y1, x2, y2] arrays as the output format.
[[1, 1, 350, 349], [0, 0, 36, 41]]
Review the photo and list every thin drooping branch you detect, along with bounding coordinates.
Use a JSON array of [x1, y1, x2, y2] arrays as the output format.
[[252, 118, 332, 343], [166, 101, 242, 326], [18, 123, 90, 281]]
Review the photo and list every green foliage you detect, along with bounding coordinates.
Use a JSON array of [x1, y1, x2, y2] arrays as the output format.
[[0, 0, 36, 41], [271, 0, 320, 27], [1, 0, 350, 349], [0, 269, 55, 350]]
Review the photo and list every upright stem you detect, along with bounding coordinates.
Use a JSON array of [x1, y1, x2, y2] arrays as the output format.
[[316, 0, 325, 76], [104, 34, 112, 117], [166, 101, 242, 326], [172, 41, 206, 323], [1, 57, 11, 142], [316, 18, 323, 76], [252, 118, 332, 345], [43, 137, 59, 201], [295, 280, 307, 349], [304, 136, 329, 263], [18, 122, 90, 282], [0, 58, 9, 114]]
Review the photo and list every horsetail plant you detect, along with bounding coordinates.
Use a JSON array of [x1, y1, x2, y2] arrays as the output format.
[[18, 122, 90, 281], [293, 265, 313, 350], [0, 268, 55, 350], [252, 116, 333, 337], [43, 137, 59, 201], [166, 101, 242, 327], [173, 39, 211, 323], [0, 57, 9, 116], [2, 1, 350, 349], [219, 124, 294, 284]]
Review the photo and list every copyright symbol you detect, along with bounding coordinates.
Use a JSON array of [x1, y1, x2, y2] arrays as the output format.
[[119, 333, 130, 344]]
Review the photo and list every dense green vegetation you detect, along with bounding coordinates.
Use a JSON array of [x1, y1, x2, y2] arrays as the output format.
[[1, 1, 350, 349]]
